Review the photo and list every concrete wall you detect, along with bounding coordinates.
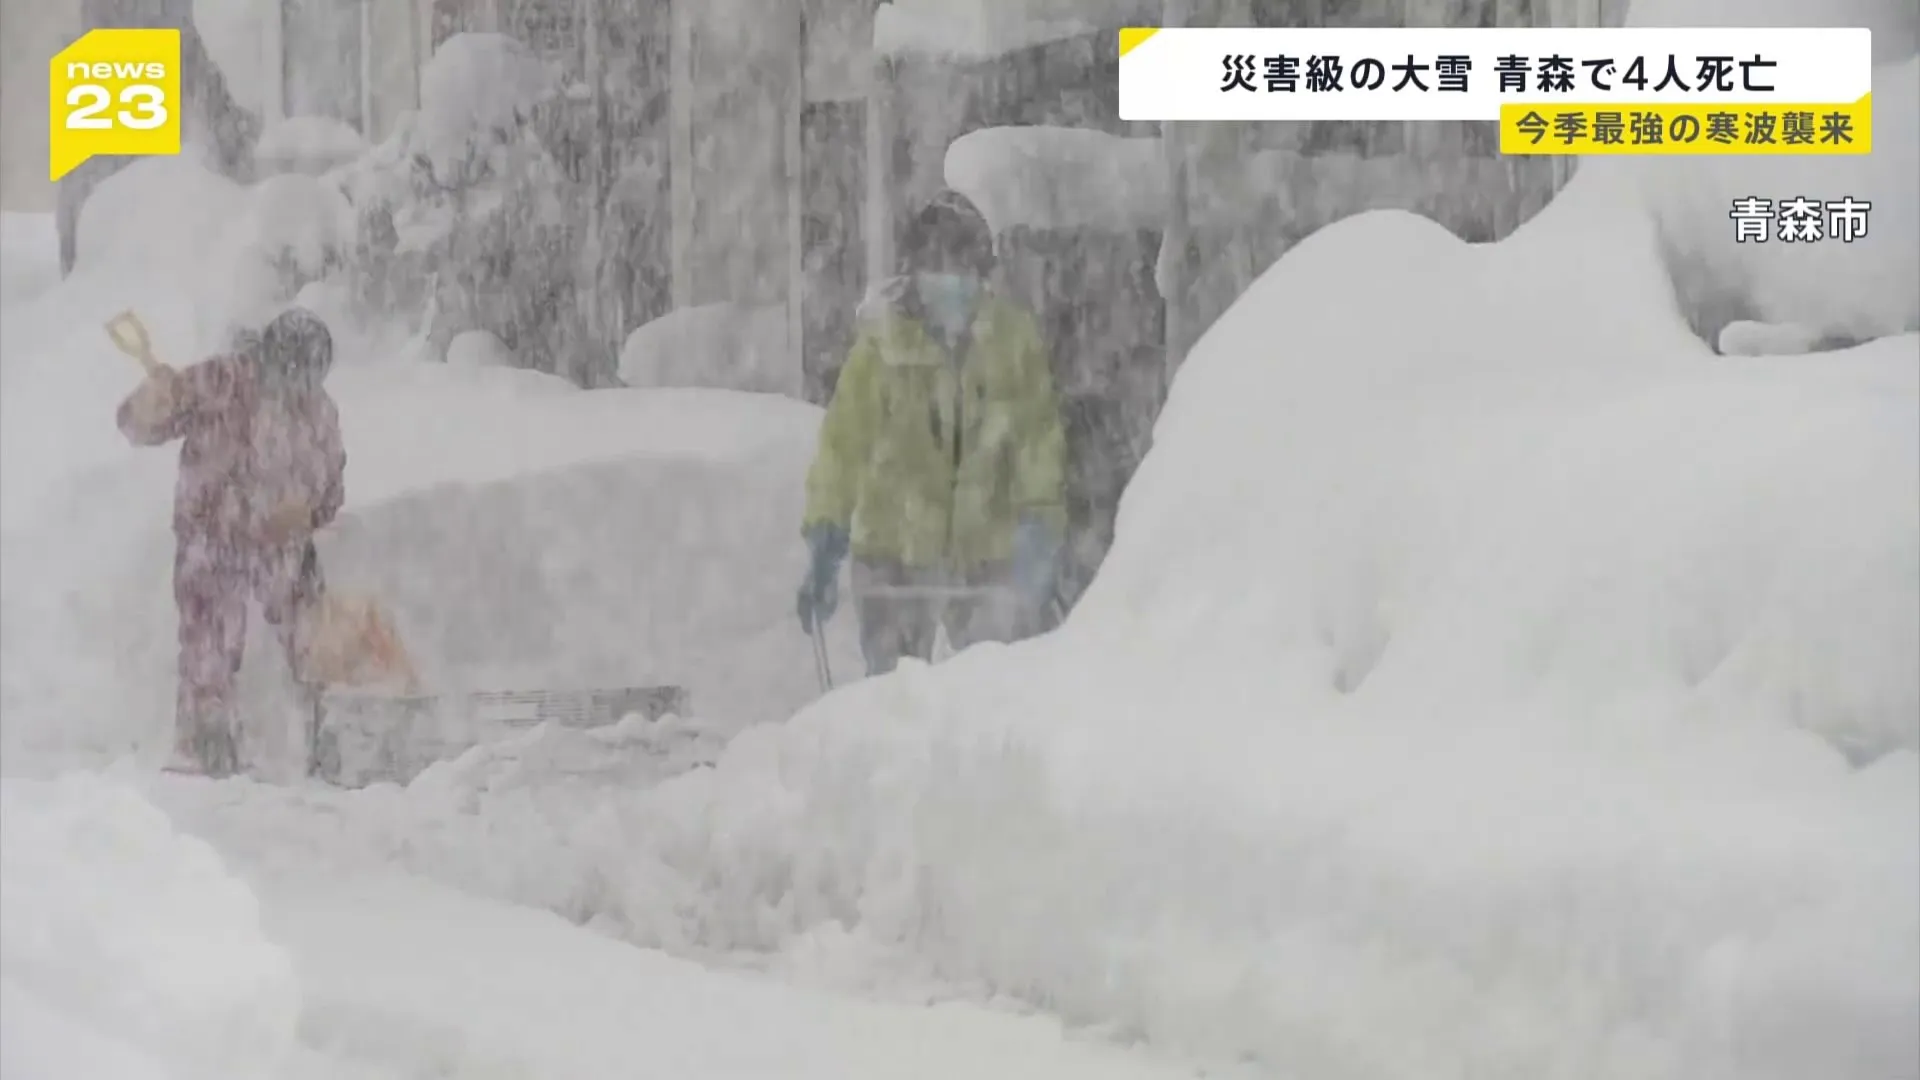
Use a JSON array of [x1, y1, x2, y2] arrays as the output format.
[[1, 0, 83, 212]]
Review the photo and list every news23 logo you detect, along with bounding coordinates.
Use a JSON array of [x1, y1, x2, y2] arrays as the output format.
[[48, 29, 181, 181]]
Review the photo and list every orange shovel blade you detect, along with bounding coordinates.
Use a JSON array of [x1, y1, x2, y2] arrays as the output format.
[[302, 594, 420, 693]]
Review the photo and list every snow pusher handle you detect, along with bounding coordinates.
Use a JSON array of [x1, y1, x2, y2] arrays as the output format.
[[807, 609, 834, 692], [858, 584, 1020, 601], [104, 310, 167, 376]]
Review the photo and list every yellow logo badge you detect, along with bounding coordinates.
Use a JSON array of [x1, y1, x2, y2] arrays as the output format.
[[48, 29, 181, 181]]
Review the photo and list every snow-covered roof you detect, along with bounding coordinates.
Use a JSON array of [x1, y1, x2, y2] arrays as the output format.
[[944, 126, 1165, 233], [874, 0, 1159, 60]]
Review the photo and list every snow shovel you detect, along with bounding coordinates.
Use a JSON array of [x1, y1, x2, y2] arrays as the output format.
[[293, 553, 424, 779], [298, 591, 422, 695], [874, 584, 1068, 628]]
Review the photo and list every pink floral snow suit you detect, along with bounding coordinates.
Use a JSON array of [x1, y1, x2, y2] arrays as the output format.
[[116, 353, 346, 755]]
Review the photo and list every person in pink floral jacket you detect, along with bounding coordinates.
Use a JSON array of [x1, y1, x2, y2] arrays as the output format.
[[117, 308, 345, 775]]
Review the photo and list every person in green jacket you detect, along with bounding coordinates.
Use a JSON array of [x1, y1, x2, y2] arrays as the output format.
[[795, 190, 1068, 676]]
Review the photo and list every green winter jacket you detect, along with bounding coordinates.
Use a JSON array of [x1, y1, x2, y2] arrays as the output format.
[[803, 286, 1068, 569]]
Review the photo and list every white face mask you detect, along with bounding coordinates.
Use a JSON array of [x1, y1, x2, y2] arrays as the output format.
[[915, 272, 980, 340]]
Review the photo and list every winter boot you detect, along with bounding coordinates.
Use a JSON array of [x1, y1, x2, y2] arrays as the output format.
[[164, 718, 239, 778]]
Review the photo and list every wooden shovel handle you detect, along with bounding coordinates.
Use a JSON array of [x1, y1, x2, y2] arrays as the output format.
[[104, 311, 166, 377]]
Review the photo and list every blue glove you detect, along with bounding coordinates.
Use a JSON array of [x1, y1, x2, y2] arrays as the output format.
[[796, 524, 849, 630], [1010, 514, 1061, 609]]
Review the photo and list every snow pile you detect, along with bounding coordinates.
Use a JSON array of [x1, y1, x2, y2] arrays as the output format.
[[1612, 1, 1919, 345], [619, 302, 798, 396], [72, 156, 244, 290], [444, 328, 524, 371], [408, 714, 731, 810], [874, 0, 1159, 59], [945, 127, 1165, 234], [0, 773, 299, 1079]]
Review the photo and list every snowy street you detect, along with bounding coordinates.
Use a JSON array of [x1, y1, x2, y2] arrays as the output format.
[[5, 770, 1211, 1080], [262, 871, 1191, 1080]]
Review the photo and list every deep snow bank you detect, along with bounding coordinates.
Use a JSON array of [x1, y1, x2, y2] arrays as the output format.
[[618, 302, 796, 395], [0, 772, 299, 1079], [551, 183, 1912, 1076]]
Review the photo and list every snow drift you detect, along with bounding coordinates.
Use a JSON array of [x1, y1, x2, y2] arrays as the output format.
[[618, 302, 798, 396], [0, 772, 299, 1079]]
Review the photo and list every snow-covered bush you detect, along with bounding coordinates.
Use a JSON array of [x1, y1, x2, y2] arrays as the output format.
[[67, 156, 355, 349], [0, 773, 299, 1078], [244, 172, 356, 281], [73, 156, 242, 285], [619, 303, 796, 395], [414, 32, 561, 188], [318, 33, 579, 372]]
